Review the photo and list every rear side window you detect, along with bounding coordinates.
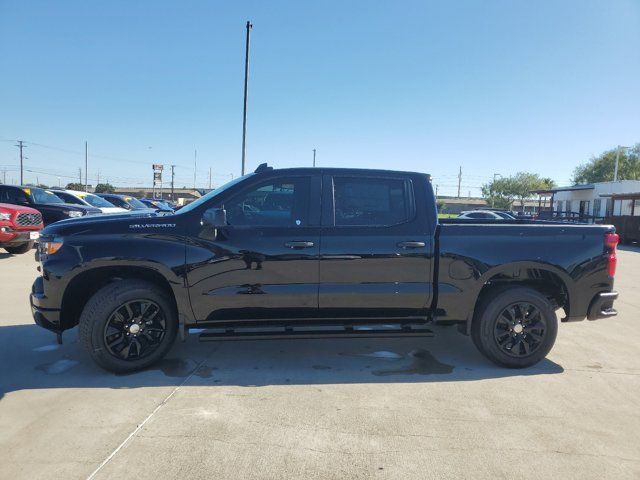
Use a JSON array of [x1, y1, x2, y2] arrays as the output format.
[[1, 187, 28, 204], [333, 176, 412, 226]]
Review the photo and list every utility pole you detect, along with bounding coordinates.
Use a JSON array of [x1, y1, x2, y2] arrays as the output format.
[[84, 141, 88, 191], [614, 146, 630, 182], [313, 148, 316, 167], [78, 167, 82, 185], [170, 165, 175, 201], [16, 140, 25, 185], [435, 184, 439, 196], [208, 167, 212, 189], [457, 166, 462, 198], [193, 149, 197, 190], [241, 20, 253, 176]]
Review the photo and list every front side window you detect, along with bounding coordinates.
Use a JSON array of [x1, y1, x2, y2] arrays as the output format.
[[225, 177, 310, 227], [333, 177, 411, 226]]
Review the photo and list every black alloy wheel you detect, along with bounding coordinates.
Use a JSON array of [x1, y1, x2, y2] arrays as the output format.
[[493, 302, 547, 357], [103, 300, 167, 360]]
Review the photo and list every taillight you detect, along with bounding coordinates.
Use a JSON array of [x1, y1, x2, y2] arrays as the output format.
[[605, 232, 619, 277]]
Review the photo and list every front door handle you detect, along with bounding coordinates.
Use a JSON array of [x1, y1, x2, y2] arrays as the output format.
[[284, 241, 315, 249], [397, 241, 426, 249]]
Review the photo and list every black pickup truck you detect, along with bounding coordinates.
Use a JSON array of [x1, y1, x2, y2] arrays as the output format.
[[31, 165, 620, 372]]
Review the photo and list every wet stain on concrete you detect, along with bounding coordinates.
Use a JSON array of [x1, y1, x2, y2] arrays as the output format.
[[312, 365, 331, 370], [114, 358, 218, 378], [372, 350, 454, 376], [36, 359, 79, 375]]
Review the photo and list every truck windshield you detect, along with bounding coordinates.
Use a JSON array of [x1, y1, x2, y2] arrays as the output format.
[[30, 188, 65, 204], [82, 194, 116, 208], [175, 174, 253, 215]]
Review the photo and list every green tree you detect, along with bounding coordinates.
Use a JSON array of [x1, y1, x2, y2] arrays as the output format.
[[65, 182, 85, 190], [481, 172, 556, 211], [573, 144, 640, 184], [94, 183, 115, 194], [436, 199, 446, 213]]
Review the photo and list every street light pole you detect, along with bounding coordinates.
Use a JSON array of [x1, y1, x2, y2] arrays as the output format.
[[241, 20, 253, 176], [313, 148, 316, 167]]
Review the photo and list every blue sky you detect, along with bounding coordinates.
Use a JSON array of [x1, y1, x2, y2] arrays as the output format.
[[1, 0, 639, 195]]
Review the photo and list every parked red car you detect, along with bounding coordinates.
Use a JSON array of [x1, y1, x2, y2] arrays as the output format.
[[0, 203, 43, 254]]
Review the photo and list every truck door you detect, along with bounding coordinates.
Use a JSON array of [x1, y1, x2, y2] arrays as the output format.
[[318, 173, 433, 318], [185, 173, 321, 322]]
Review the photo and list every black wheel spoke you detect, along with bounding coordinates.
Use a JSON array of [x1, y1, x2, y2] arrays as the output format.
[[104, 299, 166, 361]]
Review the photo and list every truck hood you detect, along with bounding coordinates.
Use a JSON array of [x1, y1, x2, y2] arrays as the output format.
[[0, 202, 41, 215], [42, 210, 165, 236]]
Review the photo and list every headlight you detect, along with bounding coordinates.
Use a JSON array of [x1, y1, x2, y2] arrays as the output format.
[[0, 212, 11, 221], [66, 211, 83, 218], [41, 240, 64, 255]]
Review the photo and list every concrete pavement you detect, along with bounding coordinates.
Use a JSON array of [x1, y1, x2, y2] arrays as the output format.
[[0, 247, 639, 479]]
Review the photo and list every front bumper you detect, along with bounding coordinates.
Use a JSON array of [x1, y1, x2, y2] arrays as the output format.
[[587, 292, 618, 320], [0, 230, 36, 246], [30, 276, 62, 332]]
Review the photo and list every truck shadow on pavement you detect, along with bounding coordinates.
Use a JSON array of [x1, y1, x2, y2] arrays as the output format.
[[0, 323, 564, 400]]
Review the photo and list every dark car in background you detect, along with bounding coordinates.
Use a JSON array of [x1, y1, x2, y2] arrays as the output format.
[[95, 193, 156, 213], [139, 198, 174, 212], [0, 185, 101, 225]]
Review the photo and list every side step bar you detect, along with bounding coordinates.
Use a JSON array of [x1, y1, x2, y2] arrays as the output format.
[[198, 324, 434, 342]]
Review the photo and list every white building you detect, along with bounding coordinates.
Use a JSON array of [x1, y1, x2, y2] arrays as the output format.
[[550, 180, 640, 218]]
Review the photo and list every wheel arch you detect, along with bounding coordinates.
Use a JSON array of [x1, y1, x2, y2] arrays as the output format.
[[60, 265, 179, 330], [465, 262, 571, 334]]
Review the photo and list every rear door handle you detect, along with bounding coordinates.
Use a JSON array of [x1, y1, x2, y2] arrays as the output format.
[[397, 241, 426, 249], [284, 241, 315, 249]]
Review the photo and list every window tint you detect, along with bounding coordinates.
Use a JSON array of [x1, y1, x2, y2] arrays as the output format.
[[333, 177, 410, 226], [225, 177, 310, 227]]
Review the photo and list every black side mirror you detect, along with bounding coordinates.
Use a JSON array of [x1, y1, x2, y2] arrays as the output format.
[[202, 208, 227, 227]]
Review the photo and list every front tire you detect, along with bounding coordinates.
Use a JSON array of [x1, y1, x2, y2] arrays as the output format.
[[79, 279, 177, 373], [4, 241, 34, 254], [471, 287, 558, 368]]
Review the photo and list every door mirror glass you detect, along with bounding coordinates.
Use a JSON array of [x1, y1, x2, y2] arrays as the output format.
[[202, 208, 227, 227]]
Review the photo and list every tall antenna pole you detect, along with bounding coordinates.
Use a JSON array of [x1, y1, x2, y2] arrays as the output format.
[[208, 167, 212, 189], [313, 148, 316, 167], [84, 141, 88, 191], [241, 20, 253, 176], [457, 166, 462, 198]]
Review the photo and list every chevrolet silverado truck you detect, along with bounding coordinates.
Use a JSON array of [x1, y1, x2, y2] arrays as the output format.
[[0, 203, 43, 254], [30, 165, 620, 372]]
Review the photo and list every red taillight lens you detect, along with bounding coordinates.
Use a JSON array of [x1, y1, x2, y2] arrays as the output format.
[[605, 232, 619, 277]]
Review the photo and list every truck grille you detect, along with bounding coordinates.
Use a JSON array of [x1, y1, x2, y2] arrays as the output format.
[[15, 212, 43, 227]]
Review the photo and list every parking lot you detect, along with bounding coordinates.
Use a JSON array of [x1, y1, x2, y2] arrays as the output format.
[[0, 247, 639, 479]]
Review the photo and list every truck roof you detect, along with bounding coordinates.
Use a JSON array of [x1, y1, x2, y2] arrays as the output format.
[[253, 163, 430, 179]]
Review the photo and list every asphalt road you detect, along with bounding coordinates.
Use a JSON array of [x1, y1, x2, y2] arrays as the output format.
[[1, 246, 639, 479]]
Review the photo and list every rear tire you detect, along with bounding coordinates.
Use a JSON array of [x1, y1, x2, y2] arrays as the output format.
[[79, 279, 177, 373], [4, 241, 34, 254], [471, 287, 558, 368]]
